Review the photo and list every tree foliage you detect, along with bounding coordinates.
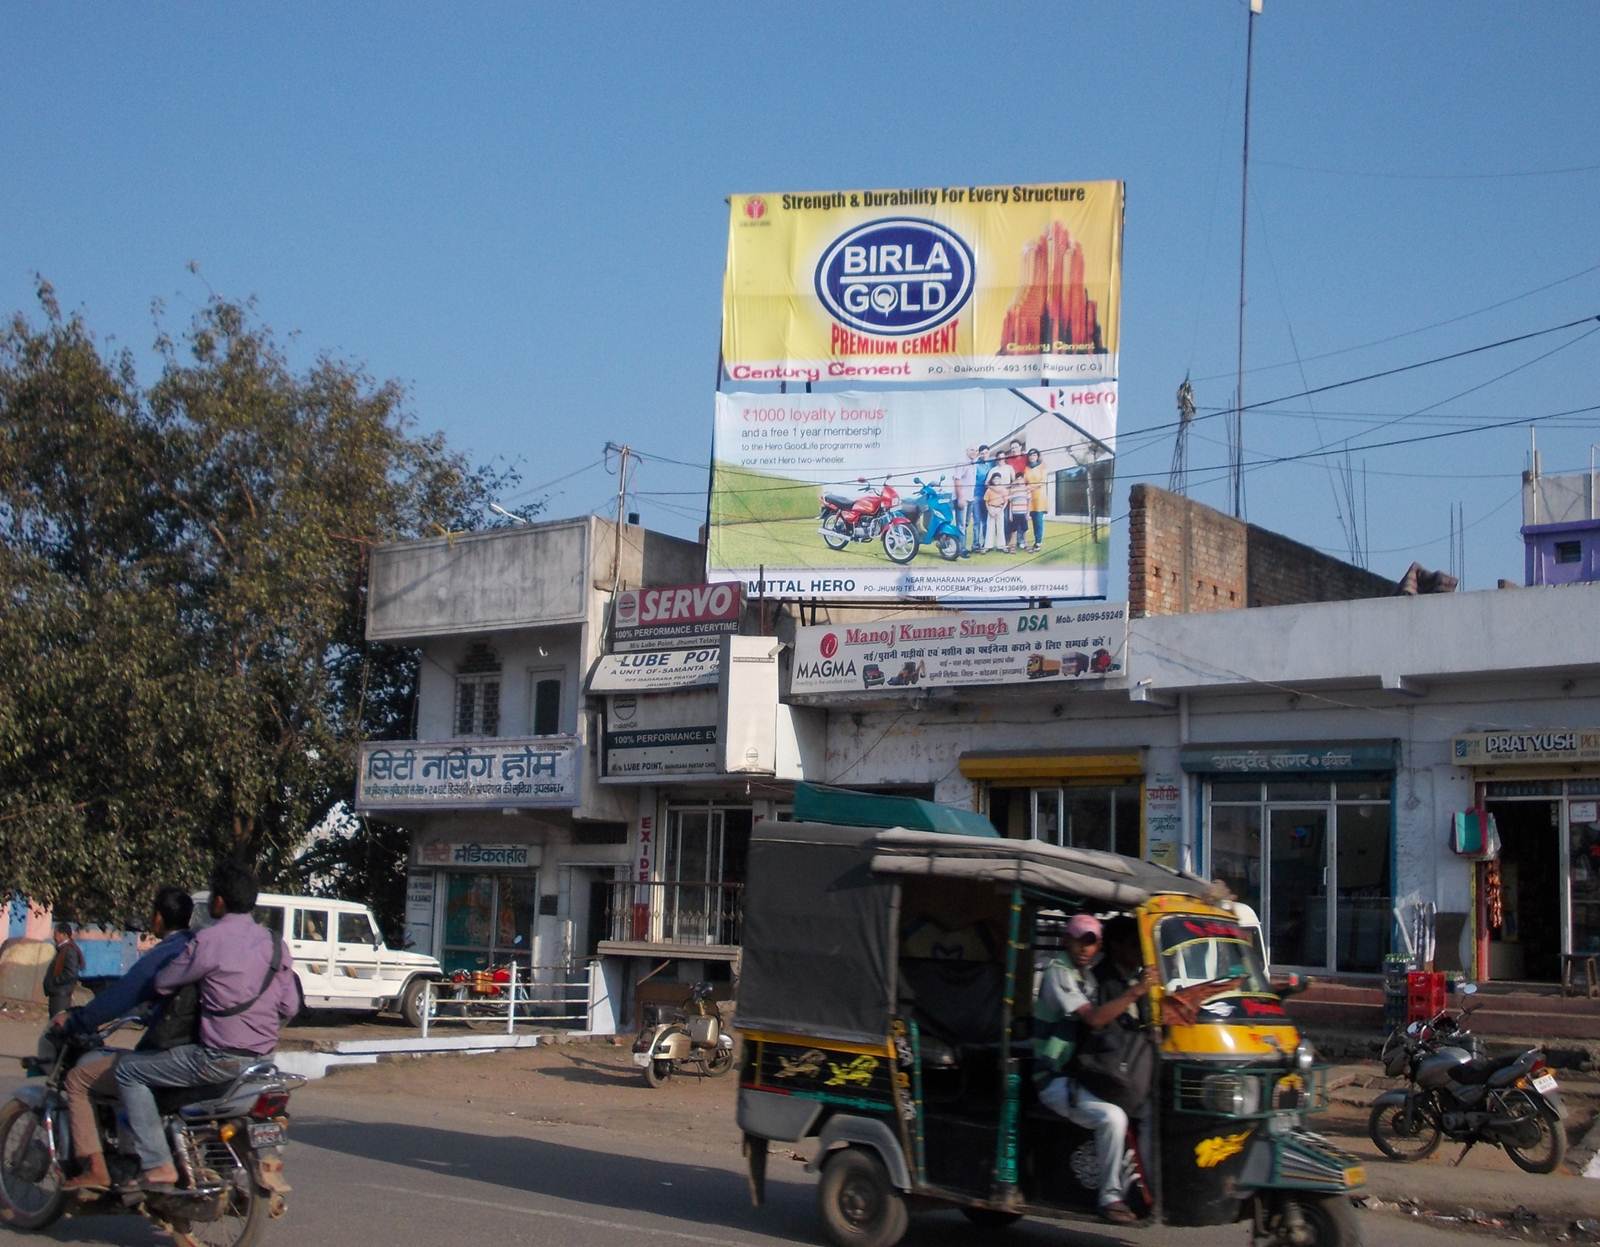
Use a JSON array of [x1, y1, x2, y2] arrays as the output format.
[[0, 280, 516, 923]]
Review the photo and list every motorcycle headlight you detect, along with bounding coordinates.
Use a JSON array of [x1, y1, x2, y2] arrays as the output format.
[[1295, 1042, 1316, 1074], [1201, 1073, 1262, 1116]]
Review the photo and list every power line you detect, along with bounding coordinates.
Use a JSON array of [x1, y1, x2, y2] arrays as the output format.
[[1191, 259, 1600, 383], [1257, 158, 1600, 181]]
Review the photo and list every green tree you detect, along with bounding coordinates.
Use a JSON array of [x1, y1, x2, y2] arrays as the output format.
[[0, 280, 517, 923]]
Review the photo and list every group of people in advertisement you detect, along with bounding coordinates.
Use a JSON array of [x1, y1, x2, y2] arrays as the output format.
[[951, 440, 1049, 556]]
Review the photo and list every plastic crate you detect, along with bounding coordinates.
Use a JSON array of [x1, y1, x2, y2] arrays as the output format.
[[1406, 971, 1445, 1022]]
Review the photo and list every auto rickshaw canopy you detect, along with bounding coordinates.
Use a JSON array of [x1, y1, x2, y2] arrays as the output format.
[[735, 818, 1223, 1047]]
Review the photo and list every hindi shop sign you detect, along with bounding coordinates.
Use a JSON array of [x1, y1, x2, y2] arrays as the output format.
[[790, 604, 1128, 695], [612, 583, 743, 652], [416, 841, 536, 869], [1451, 729, 1600, 767], [355, 737, 579, 810]]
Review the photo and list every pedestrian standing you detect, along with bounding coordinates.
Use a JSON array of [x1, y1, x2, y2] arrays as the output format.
[[983, 460, 1014, 552], [952, 449, 976, 558], [1025, 448, 1049, 551], [972, 445, 994, 552], [43, 922, 83, 1016], [1007, 471, 1030, 552]]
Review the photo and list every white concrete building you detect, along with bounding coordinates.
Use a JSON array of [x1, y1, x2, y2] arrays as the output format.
[[791, 584, 1600, 983], [354, 516, 702, 984]]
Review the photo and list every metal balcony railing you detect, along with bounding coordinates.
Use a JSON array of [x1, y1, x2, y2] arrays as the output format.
[[604, 881, 744, 948]]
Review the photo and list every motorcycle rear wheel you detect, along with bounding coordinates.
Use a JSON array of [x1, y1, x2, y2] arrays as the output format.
[[167, 1164, 268, 1247], [822, 516, 851, 552], [1367, 1098, 1442, 1161], [0, 1099, 66, 1230], [1495, 1089, 1566, 1174], [643, 1058, 673, 1088]]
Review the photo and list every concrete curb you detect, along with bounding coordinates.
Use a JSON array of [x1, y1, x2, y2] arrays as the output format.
[[277, 1033, 542, 1080]]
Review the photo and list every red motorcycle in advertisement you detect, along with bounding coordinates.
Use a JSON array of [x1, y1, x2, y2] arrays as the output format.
[[818, 477, 900, 552]]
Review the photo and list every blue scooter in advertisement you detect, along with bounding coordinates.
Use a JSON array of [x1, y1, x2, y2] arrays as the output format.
[[880, 476, 965, 565]]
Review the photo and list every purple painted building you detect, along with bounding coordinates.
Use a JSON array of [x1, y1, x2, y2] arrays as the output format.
[[1523, 462, 1600, 586]]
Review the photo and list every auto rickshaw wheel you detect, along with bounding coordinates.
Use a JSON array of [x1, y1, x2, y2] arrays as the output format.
[[1263, 1196, 1361, 1247], [818, 1147, 909, 1247], [960, 1206, 1022, 1230]]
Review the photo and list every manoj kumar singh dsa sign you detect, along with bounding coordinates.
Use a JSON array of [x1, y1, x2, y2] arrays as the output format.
[[723, 181, 1124, 386]]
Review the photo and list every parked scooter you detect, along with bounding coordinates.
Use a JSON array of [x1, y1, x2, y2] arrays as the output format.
[[880, 476, 964, 565], [1, 1019, 301, 1245], [819, 478, 901, 552], [631, 982, 735, 1087], [1368, 983, 1567, 1172]]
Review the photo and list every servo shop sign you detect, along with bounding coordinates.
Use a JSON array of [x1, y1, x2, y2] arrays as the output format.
[[1451, 729, 1600, 767], [790, 603, 1128, 695], [612, 583, 742, 652]]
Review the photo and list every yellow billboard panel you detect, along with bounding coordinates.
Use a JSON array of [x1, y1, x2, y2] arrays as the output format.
[[722, 181, 1123, 386]]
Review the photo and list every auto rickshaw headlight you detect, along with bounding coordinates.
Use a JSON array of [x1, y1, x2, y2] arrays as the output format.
[[1201, 1073, 1261, 1116], [1296, 1042, 1316, 1074]]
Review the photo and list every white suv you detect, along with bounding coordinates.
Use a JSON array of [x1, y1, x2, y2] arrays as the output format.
[[192, 891, 442, 1027]]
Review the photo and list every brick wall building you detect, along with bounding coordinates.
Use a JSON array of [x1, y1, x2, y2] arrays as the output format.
[[1128, 483, 1393, 617]]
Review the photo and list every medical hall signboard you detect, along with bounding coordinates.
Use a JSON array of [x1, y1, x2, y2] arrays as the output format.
[[722, 181, 1124, 384], [790, 603, 1128, 695]]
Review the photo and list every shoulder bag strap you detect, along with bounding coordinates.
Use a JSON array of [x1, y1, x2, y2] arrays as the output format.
[[205, 935, 284, 1019]]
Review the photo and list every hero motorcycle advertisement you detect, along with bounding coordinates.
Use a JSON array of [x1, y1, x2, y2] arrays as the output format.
[[707, 385, 1115, 600], [789, 603, 1128, 695], [722, 181, 1124, 385]]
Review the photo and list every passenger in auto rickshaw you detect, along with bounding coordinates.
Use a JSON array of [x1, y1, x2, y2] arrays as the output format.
[[1033, 913, 1157, 1224]]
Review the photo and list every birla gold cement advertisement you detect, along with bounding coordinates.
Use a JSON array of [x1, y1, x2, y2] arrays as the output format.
[[722, 181, 1124, 385]]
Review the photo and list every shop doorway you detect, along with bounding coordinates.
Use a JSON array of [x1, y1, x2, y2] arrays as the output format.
[[661, 804, 752, 946], [1207, 778, 1392, 974], [440, 872, 539, 975], [1485, 800, 1562, 982]]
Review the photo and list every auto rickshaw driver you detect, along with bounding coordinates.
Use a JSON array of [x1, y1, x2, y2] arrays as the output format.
[[1033, 913, 1158, 1224]]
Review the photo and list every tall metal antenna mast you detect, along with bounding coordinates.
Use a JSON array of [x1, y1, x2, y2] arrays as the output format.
[[1231, 0, 1262, 518], [1170, 376, 1196, 494]]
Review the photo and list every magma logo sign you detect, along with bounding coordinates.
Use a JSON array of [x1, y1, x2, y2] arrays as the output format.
[[814, 218, 974, 336]]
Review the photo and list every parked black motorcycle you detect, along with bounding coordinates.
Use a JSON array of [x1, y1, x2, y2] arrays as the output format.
[[1368, 983, 1567, 1173], [0, 1021, 302, 1246]]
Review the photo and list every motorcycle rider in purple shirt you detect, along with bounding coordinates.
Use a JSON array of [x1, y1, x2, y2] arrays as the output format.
[[114, 860, 298, 1190]]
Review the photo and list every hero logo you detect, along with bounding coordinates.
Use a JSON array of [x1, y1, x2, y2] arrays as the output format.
[[815, 218, 975, 336]]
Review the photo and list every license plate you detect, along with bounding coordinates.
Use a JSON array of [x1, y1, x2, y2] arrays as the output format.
[[1532, 1073, 1558, 1094], [632, 1053, 651, 1067], [247, 1122, 285, 1148]]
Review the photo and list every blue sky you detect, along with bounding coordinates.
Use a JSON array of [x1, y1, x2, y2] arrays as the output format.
[[6, 2, 1598, 595]]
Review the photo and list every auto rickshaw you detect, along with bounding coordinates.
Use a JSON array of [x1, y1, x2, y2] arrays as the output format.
[[735, 800, 1364, 1247]]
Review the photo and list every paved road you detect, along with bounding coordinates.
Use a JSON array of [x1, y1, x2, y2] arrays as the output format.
[[0, 1084, 1483, 1247]]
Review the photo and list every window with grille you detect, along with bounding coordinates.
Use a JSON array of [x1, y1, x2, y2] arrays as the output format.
[[455, 675, 500, 736], [1555, 540, 1582, 565]]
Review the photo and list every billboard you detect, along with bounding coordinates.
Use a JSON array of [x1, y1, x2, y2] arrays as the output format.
[[709, 386, 1115, 599], [723, 182, 1123, 385], [790, 604, 1128, 695], [612, 583, 743, 652], [602, 689, 720, 780]]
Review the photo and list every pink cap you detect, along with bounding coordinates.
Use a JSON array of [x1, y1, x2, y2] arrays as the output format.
[[1065, 914, 1102, 941]]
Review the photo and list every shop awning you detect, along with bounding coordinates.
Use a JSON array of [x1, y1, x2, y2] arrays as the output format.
[[793, 782, 999, 836], [958, 751, 1145, 782], [587, 649, 721, 693]]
